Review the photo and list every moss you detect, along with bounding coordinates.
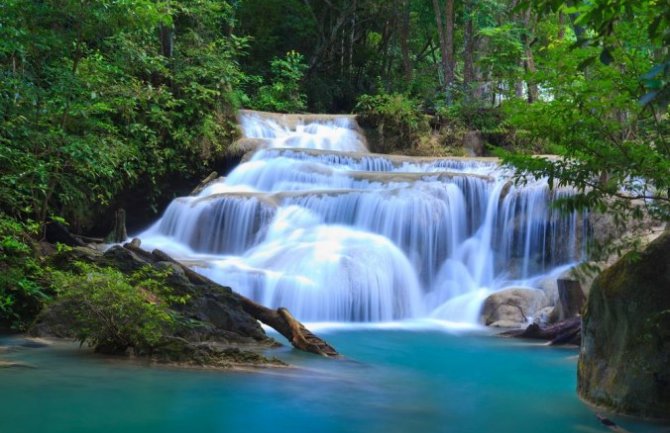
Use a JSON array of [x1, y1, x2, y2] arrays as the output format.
[[578, 232, 670, 419], [147, 338, 287, 369]]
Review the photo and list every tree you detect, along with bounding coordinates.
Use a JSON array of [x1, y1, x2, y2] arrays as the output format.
[[0, 0, 247, 231], [501, 0, 670, 240]]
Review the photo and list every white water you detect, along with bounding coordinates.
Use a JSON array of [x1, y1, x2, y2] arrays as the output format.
[[139, 112, 587, 324]]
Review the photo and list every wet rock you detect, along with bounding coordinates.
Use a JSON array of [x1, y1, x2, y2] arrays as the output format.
[[34, 245, 272, 348], [0, 360, 35, 369], [481, 288, 550, 327], [146, 337, 286, 368], [45, 220, 85, 247], [102, 245, 148, 273], [533, 306, 554, 326], [578, 231, 670, 420]]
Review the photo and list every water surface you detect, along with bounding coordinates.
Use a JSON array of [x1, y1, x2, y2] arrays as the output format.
[[1, 329, 667, 433]]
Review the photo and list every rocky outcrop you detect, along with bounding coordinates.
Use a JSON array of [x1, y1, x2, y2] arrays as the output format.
[[34, 241, 339, 364], [481, 287, 550, 327], [578, 231, 670, 419]]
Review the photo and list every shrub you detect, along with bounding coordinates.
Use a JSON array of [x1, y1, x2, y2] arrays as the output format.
[[355, 93, 429, 152], [50, 263, 180, 354], [0, 215, 50, 331], [253, 50, 308, 113]]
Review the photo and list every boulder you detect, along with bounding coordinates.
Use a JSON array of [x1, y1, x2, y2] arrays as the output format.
[[45, 220, 85, 247], [481, 287, 550, 327], [578, 231, 670, 419]]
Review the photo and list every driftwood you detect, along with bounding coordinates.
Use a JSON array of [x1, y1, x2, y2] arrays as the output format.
[[190, 171, 219, 196], [124, 241, 339, 358], [72, 234, 105, 243], [502, 316, 581, 346]]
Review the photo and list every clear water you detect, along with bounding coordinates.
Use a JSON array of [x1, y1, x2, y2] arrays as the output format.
[[1, 330, 667, 433]]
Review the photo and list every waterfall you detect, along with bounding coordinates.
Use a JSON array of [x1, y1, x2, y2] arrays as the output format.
[[139, 111, 587, 323]]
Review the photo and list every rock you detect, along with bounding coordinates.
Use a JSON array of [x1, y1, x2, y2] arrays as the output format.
[[102, 245, 149, 273], [125, 238, 141, 249], [45, 220, 85, 247], [462, 130, 484, 157], [533, 306, 554, 326], [34, 245, 271, 346], [176, 286, 268, 344], [0, 360, 35, 369], [489, 320, 525, 328], [481, 287, 550, 327], [145, 337, 286, 368], [578, 231, 670, 420]]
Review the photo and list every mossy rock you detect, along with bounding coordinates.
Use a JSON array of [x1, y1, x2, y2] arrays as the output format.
[[578, 231, 670, 419]]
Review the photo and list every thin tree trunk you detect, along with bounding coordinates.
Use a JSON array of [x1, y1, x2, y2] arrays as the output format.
[[349, 0, 357, 74], [463, 2, 476, 100], [522, 8, 539, 103], [399, 0, 412, 82], [445, 0, 455, 87], [432, 0, 449, 94], [558, 12, 565, 40]]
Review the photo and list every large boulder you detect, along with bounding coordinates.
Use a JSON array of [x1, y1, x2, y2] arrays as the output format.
[[481, 287, 550, 327], [578, 231, 670, 419]]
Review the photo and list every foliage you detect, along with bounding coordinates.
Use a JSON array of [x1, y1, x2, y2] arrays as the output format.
[[500, 2, 670, 227], [0, 215, 51, 330], [355, 93, 429, 150], [525, 0, 670, 108], [50, 263, 181, 353], [251, 51, 308, 113], [0, 0, 247, 230]]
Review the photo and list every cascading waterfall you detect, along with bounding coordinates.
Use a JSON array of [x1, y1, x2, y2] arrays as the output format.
[[139, 111, 587, 324]]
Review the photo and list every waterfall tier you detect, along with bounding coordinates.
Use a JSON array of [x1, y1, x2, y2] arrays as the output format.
[[139, 110, 587, 323]]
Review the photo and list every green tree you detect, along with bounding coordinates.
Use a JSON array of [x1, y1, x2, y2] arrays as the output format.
[[252, 51, 308, 113], [0, 0, 247, 231], [501, 0, 670, 235]]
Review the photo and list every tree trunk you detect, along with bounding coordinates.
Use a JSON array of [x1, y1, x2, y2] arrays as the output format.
[[502, 316, 581, 346], [463, 2, 476, 100], [159, 24, 174, 58], [399, 0, 412, 82], [349, 0, 357, 74], [445, 0, 455, 87], [432, 0, 449, 95], [432, 0, 455, 101], [522, 8, 539, 103]]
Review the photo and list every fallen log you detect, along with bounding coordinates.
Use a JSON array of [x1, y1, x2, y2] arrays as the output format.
[[124, 242, 339, 358], [72, 234, 105, 243], [190, 171, 219, 196], [501, 316, 581, 346]]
